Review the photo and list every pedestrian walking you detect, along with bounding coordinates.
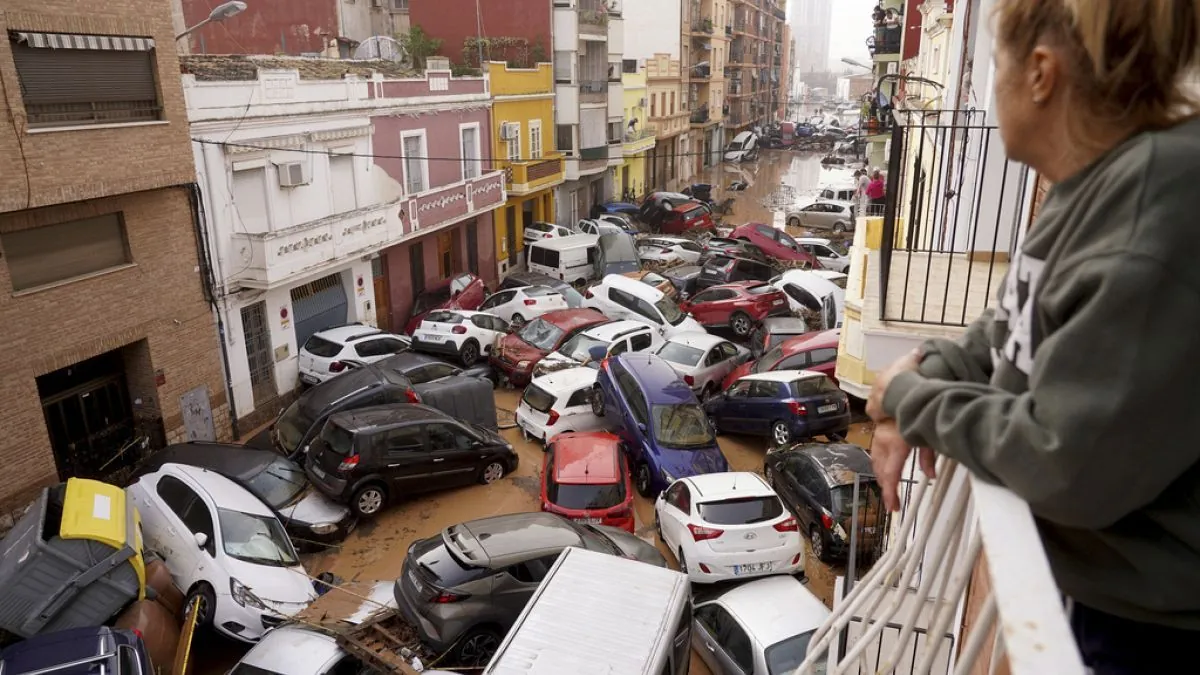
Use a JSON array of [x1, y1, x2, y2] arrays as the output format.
[[864, 1, 1200, 673]]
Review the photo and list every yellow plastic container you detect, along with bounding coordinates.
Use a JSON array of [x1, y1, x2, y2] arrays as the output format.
[[59, 478, 147, 599]]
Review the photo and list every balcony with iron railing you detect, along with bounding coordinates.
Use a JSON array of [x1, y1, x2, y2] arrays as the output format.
[[578, 0, 611, 35], [689, 104, 710, 125], [870, 23, 903, 59], [499, 153, 565, 195]]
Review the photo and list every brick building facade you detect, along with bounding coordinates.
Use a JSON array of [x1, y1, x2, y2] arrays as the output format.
[[0, 0, 229, 514]]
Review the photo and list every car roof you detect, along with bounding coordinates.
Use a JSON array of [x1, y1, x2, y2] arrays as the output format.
[[684, 471, 773, 501], [503, 272, 561, 286], [530, 366, 598, 393], [240, 626, 343, 674], [584, 319, 653, 341], [375, 351, 451, 373], [432, 309, 489, 319], [795, 237, 832, 246], [760, 317, 809, 333], [329, 403, 448, 430], [738, 369, 827, 384], [312, 324, 383, 344], [665, 331, 725, 350], [141, 443, 278, 481], [601, 273, 666, 301], [613, 353, 695, 405], [780, 269, 841, 295], [712, 280, 771, 292], [712, 576, 831, 647], [539, 308, 608, 330], [551, 432, 623, 484], [446, 512, 584, 567], [779, 329, 841, 354], [643, 236, 691, 244], [673, 203, 706, 213], [160, 463, 274, 516], [0, 626, 133, 674], [528, 233, 599, 250], [813, 270, 848, 282], [781, 443, 874, 486]]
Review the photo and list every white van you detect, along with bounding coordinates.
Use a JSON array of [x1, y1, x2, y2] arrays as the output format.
[[526, 233, 600, 287], [484, 547, 692, 675], [724, 131, 760, 162], [772, 269, 845, 330]]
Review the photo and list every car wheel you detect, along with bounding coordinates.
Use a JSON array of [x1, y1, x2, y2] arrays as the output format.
[[833, 221, 847, 234], [459, 340, 480, 367], [811, 526, 829, 563], [771, 421, 792, 446], [185, 583, 216, 628], [677, 548, 689, 574], [635, 463, 654, 497], [454, 627, 502, 667], [700, 382, 717, 401], [590, 386, 606, 416], [654, 511, 663, 541], [787, 216, 801, 228], [478, 460, 506, 485], [730, 311, 754, 337], [510, 313, 526, 328], [352, 483, 388, 518]]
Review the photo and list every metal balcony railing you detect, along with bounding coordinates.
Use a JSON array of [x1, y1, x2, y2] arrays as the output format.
[[579, 80, 606, 93], [689, 106, 709, 124], [870, 24, 903, 56]]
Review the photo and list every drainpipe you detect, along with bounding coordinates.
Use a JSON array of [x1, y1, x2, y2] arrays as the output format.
[[185, 181, 241, 441]]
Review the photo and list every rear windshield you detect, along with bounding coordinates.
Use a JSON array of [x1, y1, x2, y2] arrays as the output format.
[[424, 310, 464, 324], [319, 421, 356, 457], [657, 342, 704, 367], [547, 476, 626, 510], [413, 286, 451, 315], [791, 376, 841, 396], [526, 222, 552, 233], [697, 496, 784, 525], [522, 385, 557, 413], [683, 206, 707, 220], [747, 284, 777, 296], [302, 335, 342, 358], [832, 482, 882, 519], [518, 319, 566, 351]]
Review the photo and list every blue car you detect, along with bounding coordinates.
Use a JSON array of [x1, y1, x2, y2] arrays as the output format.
[[591, 352, 730, 496], [704, 370, 851, 446], [601, 201, 641, 218], [0, 626, 154, 675]]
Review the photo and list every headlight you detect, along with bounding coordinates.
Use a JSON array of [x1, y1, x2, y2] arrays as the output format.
[[310, 522, 338, 535], [230, 578, 265, 610]]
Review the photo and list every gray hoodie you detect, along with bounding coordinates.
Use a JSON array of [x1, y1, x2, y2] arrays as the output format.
[[882, 117, 1200, 629]]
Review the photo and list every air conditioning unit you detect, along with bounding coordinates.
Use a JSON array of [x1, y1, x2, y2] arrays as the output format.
[[500, 122, 520, 140], [276, 161, 311, 187]]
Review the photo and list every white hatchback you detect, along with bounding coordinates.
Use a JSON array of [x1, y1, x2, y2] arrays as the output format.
[[654, 471, 804, 584], [533, 319, 662, 377], [127, 463, 318, 642], [582, 274, 704, 339], [637, 236, 705, 265], [298, 325, 411, 385], [523, 221, 574, 247], [478, 285, 570, 327], [795, 237, 851, 273], [410, 309, 510, 367], [654, 332, 749, 398], [515, 367, 612, 443]]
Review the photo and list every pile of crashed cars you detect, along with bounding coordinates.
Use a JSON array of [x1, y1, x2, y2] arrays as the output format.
[[0, 189, 882, 675]]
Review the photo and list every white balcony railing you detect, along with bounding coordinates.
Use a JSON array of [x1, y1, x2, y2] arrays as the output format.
[[792, 457, 1086, 675]]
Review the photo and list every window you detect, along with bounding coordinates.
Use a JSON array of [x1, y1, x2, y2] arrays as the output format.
[[460, 125, 480, 180], [670, 91, 676, 114], [354, 338, 407, 358], [665, 482, 691, 513], [10, 33, 161, 128], [384, 427, 425, 454], [231, 167, 270, 233], [607, 121, 622, 143], [566, 388, 591, 408], [481, 290, 516, 310], [2, 213, 131, 292], [556, 124, 573, 153], [529, 121, 543, 159], [809, 347, 839, 366], [749, 380, 784, 398], [329, 154, 357, 214], [775, 353, 810, 370], [401, 132, 428, 194], [506, 122, 521, 162], [427, 423, 475, 451], [506, 554, 558, 584], [156, 475, 196, 520], [651, 95, 657, 118], [629, 332, 652, 352], [623, 59, 637, 73], [391, 0, 409, 9]]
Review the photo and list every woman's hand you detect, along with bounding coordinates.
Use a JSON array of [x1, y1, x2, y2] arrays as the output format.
[[867, 348, 922, 422], [871, 419, 937, 512]]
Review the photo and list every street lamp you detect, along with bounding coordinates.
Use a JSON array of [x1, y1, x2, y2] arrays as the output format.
[[176, 1, 248, 41], [841, 57, 872, 71]]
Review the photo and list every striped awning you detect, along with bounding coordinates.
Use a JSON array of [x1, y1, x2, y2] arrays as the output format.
[[11, 31, 156, 51]]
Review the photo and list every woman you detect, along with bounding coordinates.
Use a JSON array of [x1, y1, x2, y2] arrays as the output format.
[[865, 1, 1200, 673], [865, 170, 885, 213]]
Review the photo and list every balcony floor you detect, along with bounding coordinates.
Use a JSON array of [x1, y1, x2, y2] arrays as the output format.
[[863, 249, 1008, 336]]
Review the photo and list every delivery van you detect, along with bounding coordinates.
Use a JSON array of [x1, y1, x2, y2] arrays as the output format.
[[526, 233, 600, 287]]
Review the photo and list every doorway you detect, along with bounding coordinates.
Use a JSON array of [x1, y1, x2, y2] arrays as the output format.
[[409, 242, 425, 295], [437, 231, 453, 278], [466, 220, 479, 275], [241, 301, 277, 409], [505, 205, 518, 267], [38, 349, 136, 480], [290, 274, 349, 350]]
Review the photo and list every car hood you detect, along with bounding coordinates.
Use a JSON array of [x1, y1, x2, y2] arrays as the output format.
[[659, 444, 730, 479], [670, 316, 705, 335], [497, 334, 548, 362], [594, 526, 668, 567], [277, 486, 351, 528], [536, 351, 583, 372], [223, 558, 319, 616]]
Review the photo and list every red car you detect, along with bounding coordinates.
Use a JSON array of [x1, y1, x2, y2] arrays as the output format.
[[490, 308, 609, 386], [729, 222, 824, 268], [402, 272, 488, 335], [540, 431, 635, 533], [721, 328, 842, 390], [679, 281, 791, 338], [660, 203, 716, 235]]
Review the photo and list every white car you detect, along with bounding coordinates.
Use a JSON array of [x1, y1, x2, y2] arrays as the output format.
[[812, 269, 848, 289], [575, 218, 630, 237], [410, 309, 509, 367], [692, 575, 831, 675], [582, 274, 704, 338], [533, 319, 662, 377], [772, 269, 845, 330], [478, 285, 570, 327], [515, 367, 612, 442], [298, 325, 411, 385], [127, 463, 318, 642], [523, 221, 574, 246], [654, 471, 804, 584], [637, 236, 704, 265], [654, 332, 749, 398], [597, 213, 635, 230], [795, 237, 851, 273]]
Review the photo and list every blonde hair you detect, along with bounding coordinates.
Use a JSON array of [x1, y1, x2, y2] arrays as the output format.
[[994, 0, 1200, 133]]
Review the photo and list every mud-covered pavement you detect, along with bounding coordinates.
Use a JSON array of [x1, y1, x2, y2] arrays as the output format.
[[692, 148, 853, 228]]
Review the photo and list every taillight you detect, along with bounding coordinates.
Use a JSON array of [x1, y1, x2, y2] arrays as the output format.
[[543, 233, 552, 238], [683, 374, 695, 386], [430, 590, 470, 604], [688, 523, 724, 542], [524, 298, 537, 306], [820, 512, 834, 529], [405, 389, 422, 404], [788, 401, 807, 416], [546, 410, 560, 425], [329, 361, 346, 373], [338, 455, 360, 472], [584, 289, 594, 299], [452, 325, 467, 334], [774, 516, 799, 532]]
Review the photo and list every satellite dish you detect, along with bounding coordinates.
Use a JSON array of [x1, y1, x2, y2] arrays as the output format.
[[354, 36, 407, 62]]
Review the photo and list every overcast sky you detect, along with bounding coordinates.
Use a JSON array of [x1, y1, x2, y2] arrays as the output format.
[[825, 0, 875, 71]]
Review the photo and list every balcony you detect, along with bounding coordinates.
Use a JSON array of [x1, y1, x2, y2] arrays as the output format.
[[690, 62, 711, 81], [579, 79, 607, 103], [725, 24, 733, 36], [578, 0, 610, 36], [870, 24, 903, 59], [689, 18, 715, 35], [579, 146, 607, 161], [623, 128, 655, 155], [501, 154, 565, 196], [689, 105, 710, 126]]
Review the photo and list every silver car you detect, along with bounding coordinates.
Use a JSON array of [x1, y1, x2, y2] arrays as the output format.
[[654, 332, 749, 399], [786, 199, 856, 234]]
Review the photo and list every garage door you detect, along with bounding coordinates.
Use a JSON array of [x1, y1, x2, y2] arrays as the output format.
[[290, 274, 348, 349]]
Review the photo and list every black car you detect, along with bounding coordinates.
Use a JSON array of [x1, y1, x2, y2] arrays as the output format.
[[0, 627, 153, 675], [763, 443, 885, 563], [701, 237, 770, 264], [749, 317, 809, 358], [497, 272, 586, 308], [132, 443, 356, 548], [662, 264, 704, 299], [695, 254, 776, 292], [305, 404, 518, 517]]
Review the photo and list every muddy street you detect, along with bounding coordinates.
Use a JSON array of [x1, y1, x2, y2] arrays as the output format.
[[690, 148, 854, 228]]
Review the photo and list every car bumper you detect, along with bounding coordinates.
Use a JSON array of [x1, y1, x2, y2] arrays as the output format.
[[306, 466, 351, 503], [490, 356, 535, 387], [791, 413, 851, 438], [284, 515, 357, 549], [685, 540, 806, 584], [393, 580, 455, 653], [298, 371, 327, 386], [515, 408, 553, 443], [411, 335, 464, 357], [212, 597, 300, 643]]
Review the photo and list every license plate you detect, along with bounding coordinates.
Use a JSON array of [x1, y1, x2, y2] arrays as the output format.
[[574, 517, 601, 525], [818, 404, 838, 414], [421, 333, 445, 342], [300, 373, 319, 384], [311, 465, 327, 479], [408, 570, 424, 595], [733, 562, 773, 575]]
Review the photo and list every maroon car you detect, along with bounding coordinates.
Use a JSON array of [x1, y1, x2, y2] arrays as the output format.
[[402, 272, 488, 335], [660, 203, 716, 236], [679, 281, 791, 337], [729, 222, 824, 268], [490, 308, 609, 386]]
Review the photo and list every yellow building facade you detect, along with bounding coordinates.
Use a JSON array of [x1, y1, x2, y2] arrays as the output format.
[[617, 68, 656, 201], [486, 62, 565, 277]]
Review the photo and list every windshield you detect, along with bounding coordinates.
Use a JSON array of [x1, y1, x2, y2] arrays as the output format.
[[657, 342, 704, 367], [518, 318, 566, 351], [413, 286, 451, 315], [275, 401, 309, 454], [218, 509, 299, 567], [522, 385, 557, 414], [651, 404, 716, 449], [765, 630, 823, 675], [559, 332, 609, 362], [245, 458, 308, 509], [754, 344, 787, 374], [655, 297, 687, 326]]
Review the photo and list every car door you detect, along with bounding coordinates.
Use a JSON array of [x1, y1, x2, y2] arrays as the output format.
[[479, 290, 518, 321], [684, 288, 723, 326], [693, 604, 756, 675], [561, 386, 601, 431], [605, 287, 638, 323], [425, 422, 484, 489], [491, 553, 561, 619], [377, 425, 433, 495], [787, 456, 824, 531], [714, 379, 753, 432], [703, 341, 741, 389], [743, 380, 785, 435], [144, 473, 213, 588], [656, 481, 692, 553]]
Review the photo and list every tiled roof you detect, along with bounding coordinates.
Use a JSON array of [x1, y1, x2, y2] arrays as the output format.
[[180, 54, 418, 82]]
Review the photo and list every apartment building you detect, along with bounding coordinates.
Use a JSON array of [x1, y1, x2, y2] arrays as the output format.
[[683, 0, 729, 172], [0, 0, 229, 513], [618, 63, 657, 198], [725, 0, 785, 135], [625, 0, 687, 190]]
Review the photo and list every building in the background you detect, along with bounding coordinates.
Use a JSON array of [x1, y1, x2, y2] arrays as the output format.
[[487, 61, 565, 277], [837, 72, 875, 101], [862, 0, 906, 167], [625, 0, 686, 190], [789, 0, 832, 78], [778, 22, 792, 121], [769, 1, 786, 123], [726, 0, 786, 135], [619, 63, 657, 198], [683, 0, 728, 173], [185, 55, 503, 427], [0, 0, 229, 514]]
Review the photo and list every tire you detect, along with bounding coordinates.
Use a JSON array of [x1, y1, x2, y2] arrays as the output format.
[[654, 511, 664, 541], [833, 222, 847, 234], [478, 460, 506, 485], [811, 526, 829, 563], [635, 463, 654, 497], [510, 313, 526, 329], [590, 386, 606, 416], [787, 216, 801, 228], [185, 583, 216, 628], [771, 420, 792, 446], [453, 627, 503, 668], [730, 311, 754, 337], [700, 382, 717, 401], [459, 340, 480, 367], [351, 483, 388, 518]]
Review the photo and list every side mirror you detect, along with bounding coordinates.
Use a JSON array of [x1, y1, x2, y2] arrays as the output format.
[[637, 422, 647, 433], [194, 532, 208, 550]]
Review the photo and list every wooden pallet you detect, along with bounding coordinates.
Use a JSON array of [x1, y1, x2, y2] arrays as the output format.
[[332, 610, 429, 675]]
